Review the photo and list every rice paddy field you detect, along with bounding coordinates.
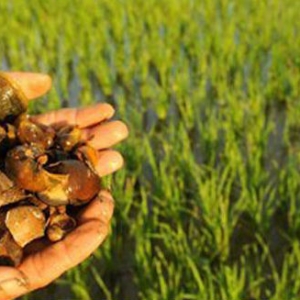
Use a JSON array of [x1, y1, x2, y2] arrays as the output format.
[[1, 0, 300, 299]]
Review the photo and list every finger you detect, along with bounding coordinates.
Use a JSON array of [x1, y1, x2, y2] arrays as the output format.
[[0, 267, 30, 300], [33, 103, 115, 129], [4, 72, 52, 100], [77, 190, 114, 225], [17, 192, 114, 291], [95, 150, 124, 176], [82, 120, 129, 149]]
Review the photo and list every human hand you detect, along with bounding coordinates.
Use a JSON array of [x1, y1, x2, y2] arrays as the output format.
[[0, 72, 128, 299]]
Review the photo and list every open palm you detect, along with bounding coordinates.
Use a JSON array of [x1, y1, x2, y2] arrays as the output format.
[[0, 72, 128, 300]]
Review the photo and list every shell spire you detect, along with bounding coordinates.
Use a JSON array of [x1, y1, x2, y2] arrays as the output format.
[[0, 72, 28, 121]]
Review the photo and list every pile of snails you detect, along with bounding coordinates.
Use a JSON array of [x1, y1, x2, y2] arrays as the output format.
[[0, 73, 101, 266]]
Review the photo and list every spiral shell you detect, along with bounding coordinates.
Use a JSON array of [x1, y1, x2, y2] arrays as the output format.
[[0, 73, 28, 121]]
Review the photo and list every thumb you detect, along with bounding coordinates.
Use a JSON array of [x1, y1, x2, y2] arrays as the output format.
[[2, 72, 52, 100]]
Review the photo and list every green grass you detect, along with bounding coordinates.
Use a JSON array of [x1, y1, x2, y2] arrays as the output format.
[[1, 0, 300, 299]]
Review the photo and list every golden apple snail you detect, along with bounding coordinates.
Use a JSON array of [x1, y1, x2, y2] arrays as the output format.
[[0, 74, 102, 266], [0, 73, 28, 121], [0, 231, 23, 266], [46, 211, 76, 242], [5, 206, 46, 247]]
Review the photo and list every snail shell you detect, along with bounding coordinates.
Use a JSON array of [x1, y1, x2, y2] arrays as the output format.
[[5, 206, 46, 247], [0, 230, 23, 266], [0, 73, 28, 121]]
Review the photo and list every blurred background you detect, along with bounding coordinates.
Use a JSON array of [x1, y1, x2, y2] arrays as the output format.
[[1, 0, 300, 299]]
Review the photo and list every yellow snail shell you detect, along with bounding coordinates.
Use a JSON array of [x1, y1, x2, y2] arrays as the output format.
[[0, 73, 28, 121]]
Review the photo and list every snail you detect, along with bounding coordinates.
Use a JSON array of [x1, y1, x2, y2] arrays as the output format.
[[46, 211, 76, 242], [0, 231, 23, 266], [0, 72, 28, 121], [0, 171, 27, 207], [5, 145, 101, 206], [55, 125, 82, 152], [15, 114, 55, 149], [5, 206, 46, 247]]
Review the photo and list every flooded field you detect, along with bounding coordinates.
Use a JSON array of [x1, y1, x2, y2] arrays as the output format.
[[1, 0, 300, 299]]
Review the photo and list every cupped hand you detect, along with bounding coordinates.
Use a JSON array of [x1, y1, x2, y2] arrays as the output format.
[[0, 72, 128, 300]]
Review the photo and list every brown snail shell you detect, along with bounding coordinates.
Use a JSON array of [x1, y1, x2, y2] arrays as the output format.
[[5, 206, 46, 247], [75, 145, 99, 174], [46, 212, 76, 242], [5, 145, 100, 206], [55, 125, 82, 152], [15, 114, 55, 149], [0, 171, 27, 207], [0, 230, 23, 266], [0, 73, 28, 121], [5, 145, 51, 192], [37, 160, 100, 206], [43, 160, 101, 205], [0, 187, 27, 207]]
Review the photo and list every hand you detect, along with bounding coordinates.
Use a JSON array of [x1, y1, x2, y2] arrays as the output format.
[[0, 72, 128, 300]]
